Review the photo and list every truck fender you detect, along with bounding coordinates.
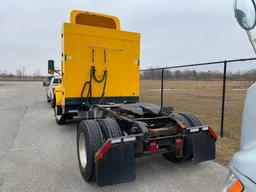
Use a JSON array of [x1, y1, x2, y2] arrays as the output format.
[[54, 85, 62, 106]]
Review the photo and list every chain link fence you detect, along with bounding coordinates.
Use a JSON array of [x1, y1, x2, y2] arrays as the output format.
[[140, 57, 256, 165], [140, 58, 256, 139]]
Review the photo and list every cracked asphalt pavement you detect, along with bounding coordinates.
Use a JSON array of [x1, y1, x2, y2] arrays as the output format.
[[0, 81, 228, 192]]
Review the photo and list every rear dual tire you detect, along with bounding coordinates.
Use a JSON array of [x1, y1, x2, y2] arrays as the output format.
[[163, 113, 202, 163], [98, 117, 122, 139], [77, 118, 122, 182]]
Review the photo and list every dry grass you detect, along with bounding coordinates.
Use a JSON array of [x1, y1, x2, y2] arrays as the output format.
[[140, 80, 254, 166]]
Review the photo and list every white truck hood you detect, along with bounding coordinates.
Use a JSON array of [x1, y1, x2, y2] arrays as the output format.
[[240, 82, 256, 150], [229, 82, 256, 186], [230, 146, 256, 184]]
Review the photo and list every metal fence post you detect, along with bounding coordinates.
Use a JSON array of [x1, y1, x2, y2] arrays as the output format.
[[220, 61, 227, 137], [160, 68, 164, 107]]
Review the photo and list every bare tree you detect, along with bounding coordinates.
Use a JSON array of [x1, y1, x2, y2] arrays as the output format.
[[16, 70, 22, 78], [22, 67, 26, 78], [36, 69, 40, 77]]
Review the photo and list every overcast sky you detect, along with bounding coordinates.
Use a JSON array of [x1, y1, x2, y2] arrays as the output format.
[[0, 0, 255, 75]]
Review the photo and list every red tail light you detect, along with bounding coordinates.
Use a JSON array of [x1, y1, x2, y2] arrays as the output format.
[[96, 139, 112, 161], [175, 138, 183, 149], [149, 141, 158, 153], [208, 127, 217, 140]]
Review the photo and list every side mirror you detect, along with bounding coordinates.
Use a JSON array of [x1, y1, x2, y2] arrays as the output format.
[[48, 60, 55, 74], [234, 0, 256, 30]]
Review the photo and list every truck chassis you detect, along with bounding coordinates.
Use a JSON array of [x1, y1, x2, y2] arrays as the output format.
[[76, 103, 216, 186]]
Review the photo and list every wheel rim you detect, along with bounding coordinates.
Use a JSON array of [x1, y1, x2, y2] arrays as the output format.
[[79, 133, 87, 169]]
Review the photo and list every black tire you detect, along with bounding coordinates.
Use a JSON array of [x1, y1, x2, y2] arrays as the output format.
[[47, 96, 51, 102], [51, 95, 56, 108], [55, 106, 62, 116], [77, 120, 105, 182], [56, 114, 66, 125], [178, 113, 202, 127], [54, 106, 66, 125], [163, 152, 186, 163], [163, 113, 202, 163], [98, 117, 122, 139], [56, 114, 74, 124]]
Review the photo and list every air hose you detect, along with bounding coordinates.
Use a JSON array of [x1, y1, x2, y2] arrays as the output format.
[[91, 66, 108, 97], [80, 66, 108, 108], [80, 48, 108, 109]]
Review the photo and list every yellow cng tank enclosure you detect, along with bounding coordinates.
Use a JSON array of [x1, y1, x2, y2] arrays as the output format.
[[58, 10, 140, 112]]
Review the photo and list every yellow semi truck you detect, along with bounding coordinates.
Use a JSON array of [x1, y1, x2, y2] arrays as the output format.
[[51, 10, 139, 124], [49, 10, 217, 186]]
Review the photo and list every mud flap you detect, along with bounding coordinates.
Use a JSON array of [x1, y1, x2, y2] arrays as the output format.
[[95, 137, 136, 187], [190, 132, 216, 163]]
